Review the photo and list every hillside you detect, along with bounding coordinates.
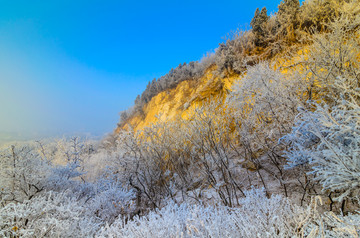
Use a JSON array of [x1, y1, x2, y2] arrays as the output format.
[[116, 0, 358, 133], [1, 0, 360, 237]]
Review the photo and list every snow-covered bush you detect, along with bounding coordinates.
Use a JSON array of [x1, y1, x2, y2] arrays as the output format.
[[85, 178, 136, 224], [0, 191, 101, 237], [97, 189, 304, 237], [294, 196, 360, 237], [98, 188, 360, 237], [283, 89, 360, 203], [321, 211, 360, 237], [181, 99, 249, 205]]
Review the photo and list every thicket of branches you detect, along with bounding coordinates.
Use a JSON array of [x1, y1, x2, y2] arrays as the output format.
[[0, 139, 136, 237]]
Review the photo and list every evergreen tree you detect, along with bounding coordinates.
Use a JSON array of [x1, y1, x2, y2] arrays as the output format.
[[250, 8, 261, 32], [251, 7, 269, 46], [259, 8, 269, 22]]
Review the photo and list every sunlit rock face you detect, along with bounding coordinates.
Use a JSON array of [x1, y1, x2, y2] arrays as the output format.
[[116, 65, 238, 133]]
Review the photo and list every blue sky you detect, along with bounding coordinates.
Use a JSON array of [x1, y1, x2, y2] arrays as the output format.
[[0, 0, 280, 139]]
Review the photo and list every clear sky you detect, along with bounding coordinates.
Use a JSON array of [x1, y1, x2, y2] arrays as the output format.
[[0, 0, 280, 140]]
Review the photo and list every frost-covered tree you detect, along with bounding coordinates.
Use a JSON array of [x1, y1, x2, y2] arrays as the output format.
[[181, 99, 247, 205], [214, 29, 258, 74], [0, 191, 101, 237], [0, 138, 138, 236], [299, 5, 360, 103], [281, 3, 360, 209], [0, 145, 51, 205], [0, 138, 96, 205], [283, 76, 360, 204], [228, 62, 303, 196]]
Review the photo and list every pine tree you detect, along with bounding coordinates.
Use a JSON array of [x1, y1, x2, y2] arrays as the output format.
[[250, 8, 261, 32], [251, 7, 269, 46]]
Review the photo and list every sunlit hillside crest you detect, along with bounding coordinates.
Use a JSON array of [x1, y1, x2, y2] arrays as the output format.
[[116, 46, 318, 132]]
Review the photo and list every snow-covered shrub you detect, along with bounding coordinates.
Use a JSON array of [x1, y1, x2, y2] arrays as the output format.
[[0, 191, 101, 238], [98, 188, 360, 237], [97, 188, 304, 237], [294, 196, 360, 237], [283, 76, 360, 203], [0, 138, 139, 236], [85, 178, 136, 224], [321, 211, 360, 237]]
